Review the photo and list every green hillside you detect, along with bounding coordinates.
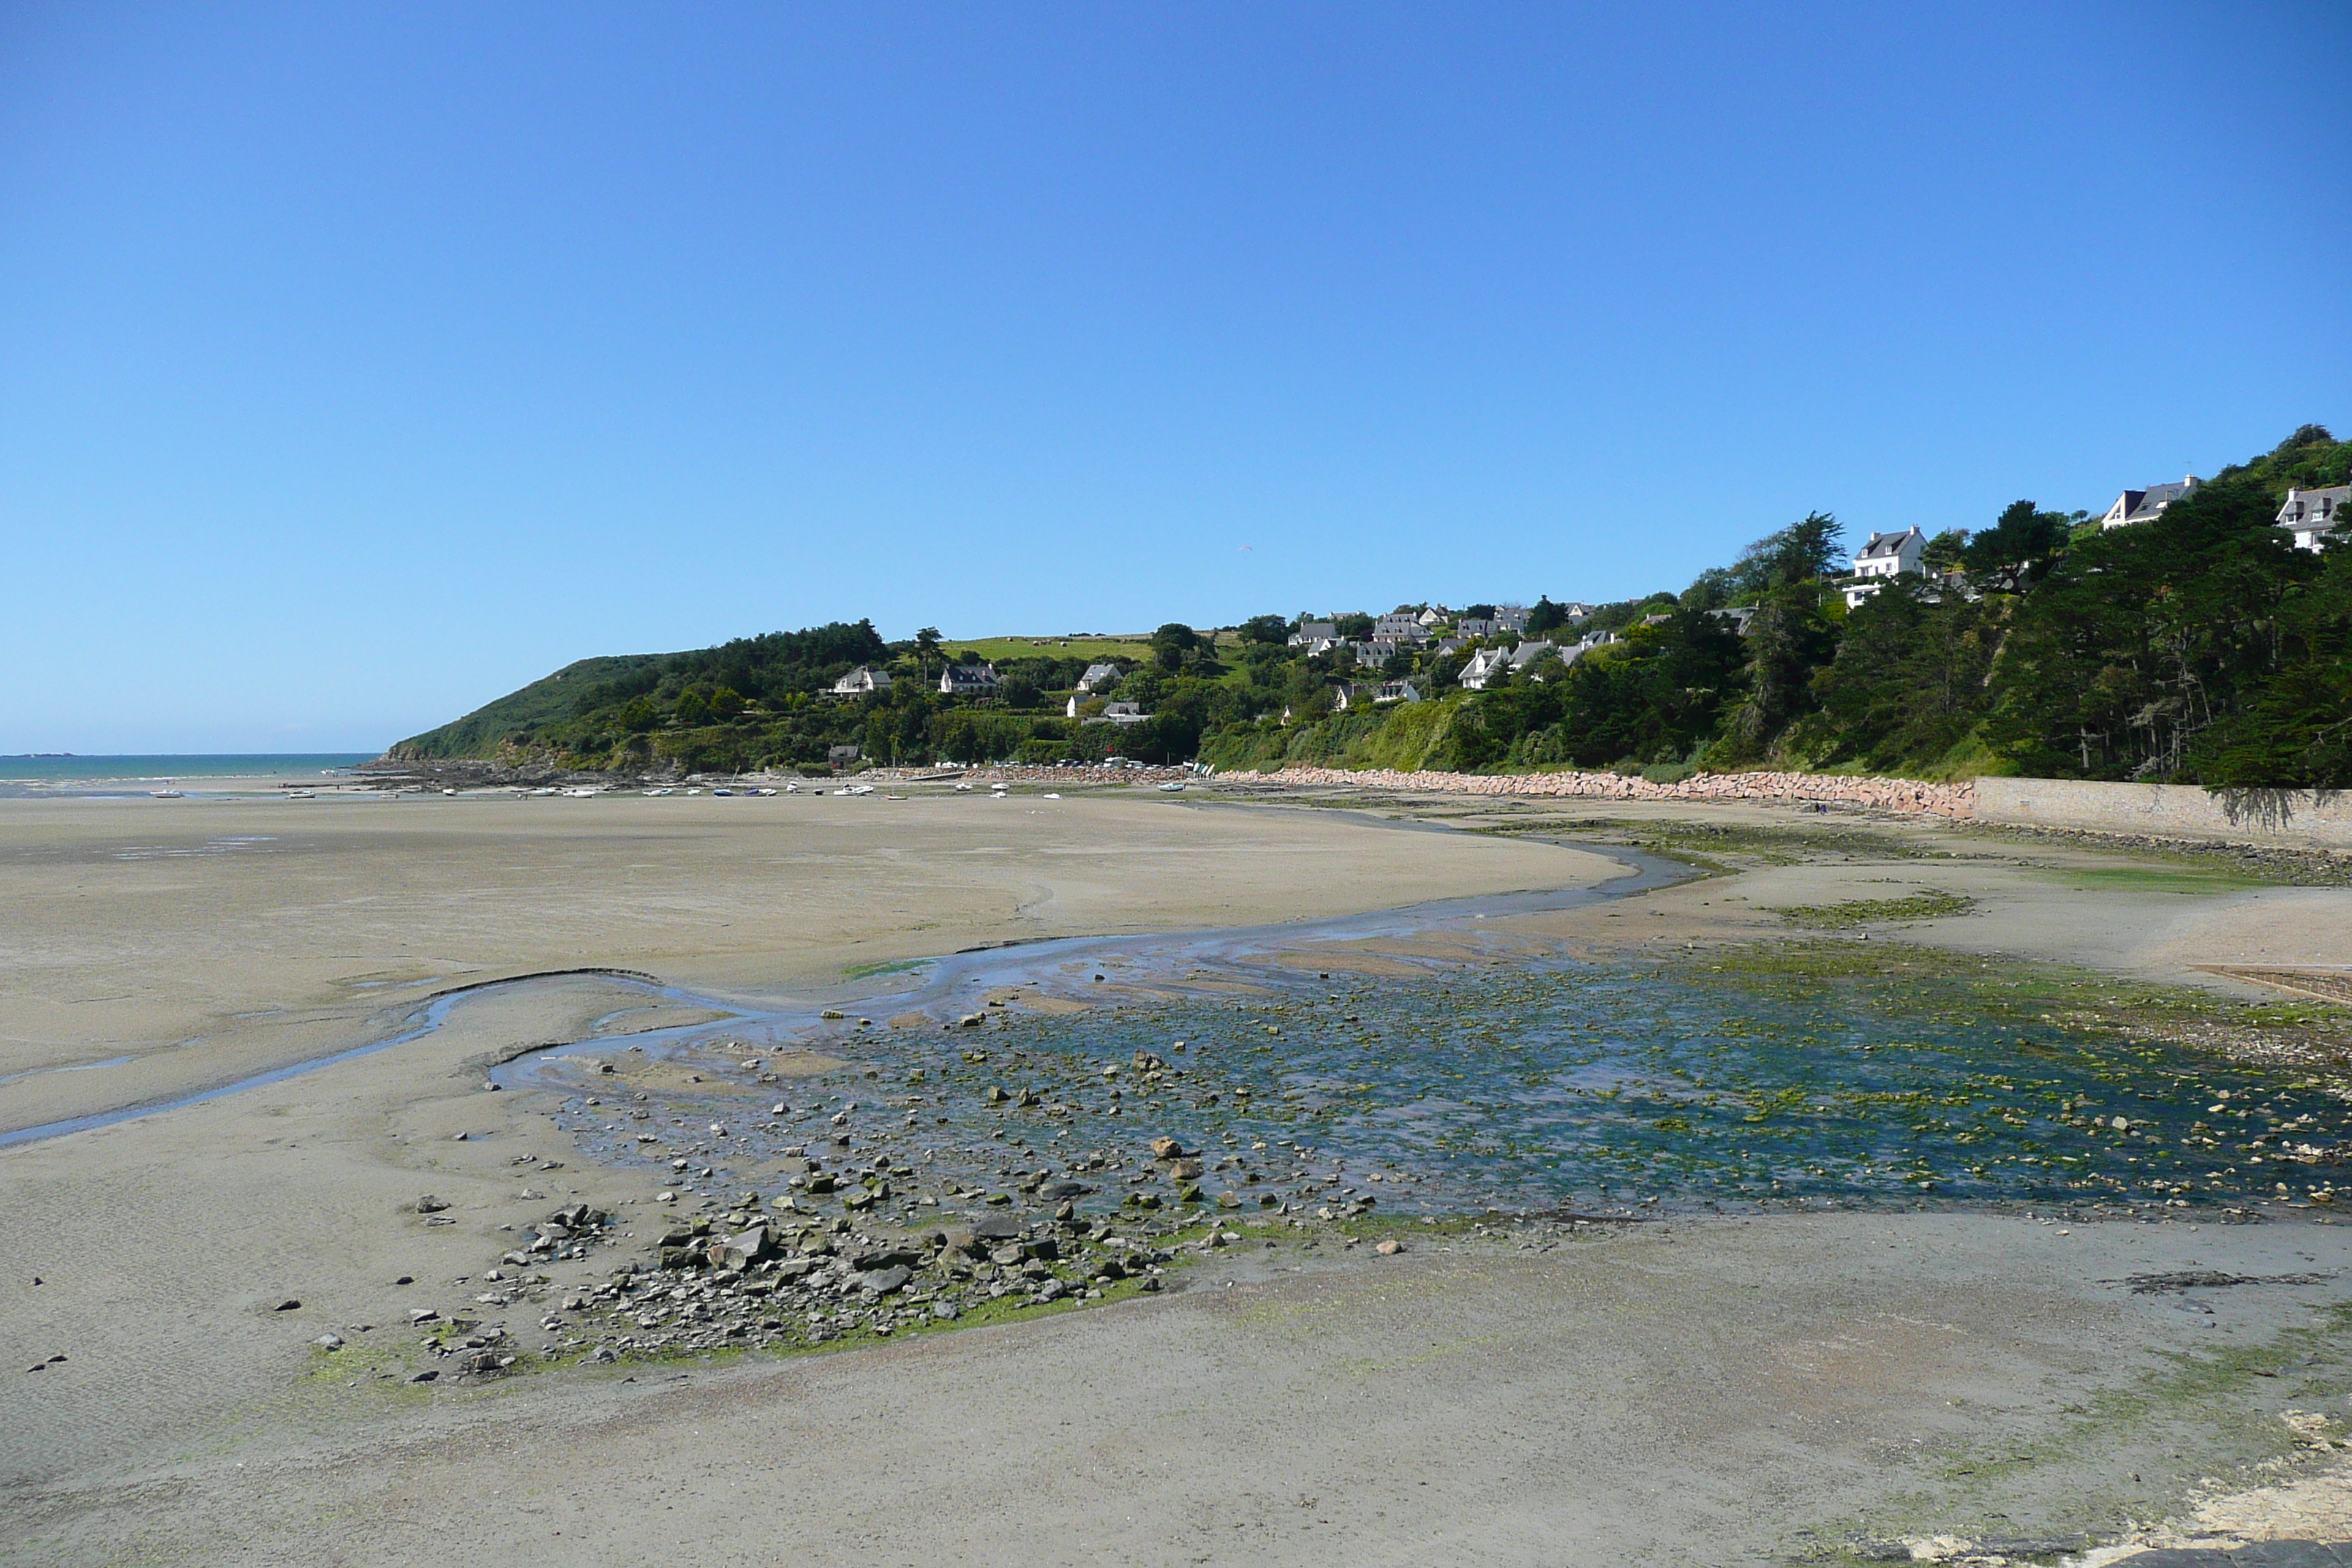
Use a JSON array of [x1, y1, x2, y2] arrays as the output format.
[[393, 654, 668, 759], [387, 426, 2352, 785]]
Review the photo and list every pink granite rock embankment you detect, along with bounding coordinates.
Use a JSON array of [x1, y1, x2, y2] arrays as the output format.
[[1257, 765, 1976, 818]]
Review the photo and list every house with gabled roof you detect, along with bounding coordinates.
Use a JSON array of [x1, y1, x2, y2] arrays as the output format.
[[2098, 475, 2199, 530], [829, 666, 893, 697], [1075, 662, 1123, 693], [1842, 528, 1928, 608], [938, 662, 1000, 696], [2277, 486, 2350, 553], [1459, 641, 1558, 690]]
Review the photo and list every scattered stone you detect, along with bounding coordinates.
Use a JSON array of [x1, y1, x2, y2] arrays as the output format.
[[315, 1334, 345, 1349], [409, 1369, 439, 1383], [274, 1299, 301, 1312], [1376, 1239, 1405, 1256], [415, 1196, 450, 1214]]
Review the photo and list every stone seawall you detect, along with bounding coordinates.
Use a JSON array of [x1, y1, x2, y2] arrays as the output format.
[[1975, 777, 2352, 851], [1255, 766, 2352, 851], [1257, 766, 1977, 818]]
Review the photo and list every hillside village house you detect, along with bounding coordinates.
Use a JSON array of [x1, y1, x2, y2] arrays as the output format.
[[1376, 678, 1423, 704], [2098, 475, 2199, 530], [1080, 700, 1148, 726], [829, 666, 892, 697], [2277, 486, 2350, 552], [1492, 606, 1531, 633], [1842, 527, 1929, 608], [1372, 614, 1430, 641], [1288, 620, 1338, 647], [938, 662, 1000, 696], [1459, 640, 1561, 690], [1457, 646, 1509, 689], [1075, 662, 1123, 692]]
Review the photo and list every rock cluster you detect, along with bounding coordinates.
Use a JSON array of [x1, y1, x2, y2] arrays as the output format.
[[553, 1202, 1174, 1360], [496, 1202, 611, 1267]]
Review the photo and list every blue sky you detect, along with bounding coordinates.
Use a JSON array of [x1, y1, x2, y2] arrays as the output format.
[[2, 3, 2345, 753]]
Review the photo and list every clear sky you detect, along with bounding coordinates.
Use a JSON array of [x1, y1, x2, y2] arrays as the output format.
[[3, 3, 2345, 753]]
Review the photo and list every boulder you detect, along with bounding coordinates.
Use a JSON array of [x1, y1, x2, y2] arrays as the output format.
[[858, 1266, 913, 1295], [709, 1226, 771, 1271]]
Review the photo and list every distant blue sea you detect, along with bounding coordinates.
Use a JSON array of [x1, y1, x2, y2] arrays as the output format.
[[0, 754, 377, 795]]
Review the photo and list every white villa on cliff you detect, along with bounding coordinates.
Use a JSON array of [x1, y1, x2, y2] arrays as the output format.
[[2277, 486, 2350, 553], [829, 666, 892, 697], [1842, 528, 1928, 608], [2098, 476, 2199, 530]]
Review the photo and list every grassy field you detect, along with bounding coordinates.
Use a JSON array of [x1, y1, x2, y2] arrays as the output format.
[[936, 633, 1156, 663], [938, 630, 1239, 663]]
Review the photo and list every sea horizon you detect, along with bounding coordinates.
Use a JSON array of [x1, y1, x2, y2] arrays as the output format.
[[0, 753, 380, 791]]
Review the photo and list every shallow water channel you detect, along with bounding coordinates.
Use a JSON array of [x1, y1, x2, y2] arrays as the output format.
[[530, 946, 2352, 1225]]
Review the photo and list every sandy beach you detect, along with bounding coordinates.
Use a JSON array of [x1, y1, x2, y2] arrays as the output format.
[[6, 780, 2352, 1565]]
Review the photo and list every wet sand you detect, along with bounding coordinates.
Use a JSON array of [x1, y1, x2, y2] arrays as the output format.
[[5, 783, 2352, 1564]]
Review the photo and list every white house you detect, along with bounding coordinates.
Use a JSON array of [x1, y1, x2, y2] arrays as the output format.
[[1843, 528, 1928, 608], [1455, 617, 1499, 639], [2098, 476, 2199, 531], [1415, 607, 1447, 627], [829, 666, 892, 697], [939, 662, 1000, 696], [1287, 620, 1338, 647], [1079, 700, 1148, 726], [1372, 614, 1429, 642], [1492, 606, 1531, 633], [1459, 641, 1557, 690], [2277, 486, 2350, 553], [1458, 647, 1510, 690], [1075, 662, 1123, 692], [1376, 679, 1423, 704]]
